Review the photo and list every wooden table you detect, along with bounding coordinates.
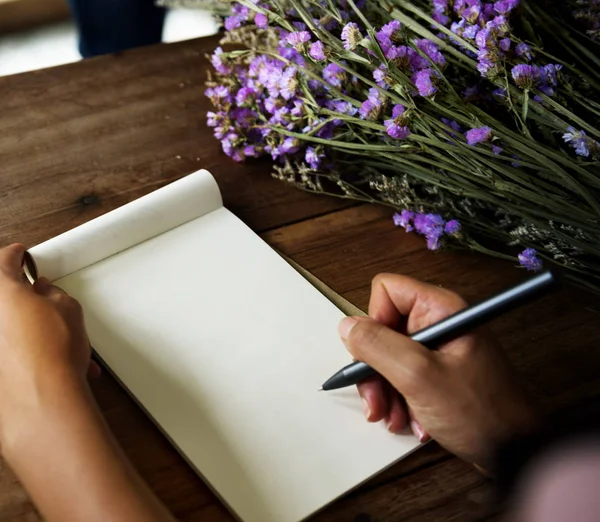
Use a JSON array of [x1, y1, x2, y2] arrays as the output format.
[[1, 35, 599, 522]]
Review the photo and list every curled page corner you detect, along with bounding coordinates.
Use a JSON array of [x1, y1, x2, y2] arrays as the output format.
[[28, 169, 222, 282], [23, 251, 38, 284]]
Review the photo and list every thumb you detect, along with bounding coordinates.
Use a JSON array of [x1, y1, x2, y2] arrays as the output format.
[[339, 316, 434, 396], [0, 244, 26, 282]]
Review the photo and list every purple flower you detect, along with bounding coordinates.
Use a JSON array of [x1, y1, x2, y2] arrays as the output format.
[[326, 99, 358, 116], [494, 0, 519, 15], [384, 104, 410, 139], [232, 4, 250, 19], [376, 20, 402, 52], [414, 39, 446, 66], [515, 42, 532, 60], [309, 41, 326, 60], [255, 12, 268, 28], [367, 86, 386, 105], [477, 49, 497, 76], [492, 145, 504, 154], [412, 68, 438, 97], [373, 66, 388, 87], [279, 66, 299, 100], [322, 63, 347, 88], [444, 220, 461, 235], [433, 11, 450, 25], [463, 4, 481, 23], [359, 99, 381, 120], [235, 87, 256, 106], [441, 117, 462, 138], [463, 24, 479, 39], [243, 145, 258, 157], [475, 28, 493, 49], [414, 213, 446, 250], [563, 127, 591, 157], [518, 248, 542, 271], [280, 137, 300, 155], [225, 15, 243, 31], [211, 47, 232, 75], [465, 126, 493, 145], [341, 22, 363, 50], [393, 210, 415, 232], [291, 99, 304, 117], [385, 45, 411, 66], [286, 31, 311, 48], [499, 38, 511, 51], [462, 84, 479, 100], [206, 85, 232, 105], [511, 64, 541, 89], [487, 15, 509, 32], [305, 147, 324, 170]]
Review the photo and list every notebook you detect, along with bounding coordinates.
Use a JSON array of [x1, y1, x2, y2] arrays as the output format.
[[25, 170, 421, 522]]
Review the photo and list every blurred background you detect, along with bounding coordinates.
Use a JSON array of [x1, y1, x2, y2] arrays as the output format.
[[0, 0, 219, 76]]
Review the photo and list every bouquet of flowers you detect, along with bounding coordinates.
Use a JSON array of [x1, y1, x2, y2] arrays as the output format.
[[203, 0, 600, 291]]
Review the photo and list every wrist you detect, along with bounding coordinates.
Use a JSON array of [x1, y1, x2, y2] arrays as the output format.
[[1, 365, 90, 463]]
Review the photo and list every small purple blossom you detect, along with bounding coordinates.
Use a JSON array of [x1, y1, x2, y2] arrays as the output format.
[[255, 12, 268, 28], [305, 147, 324, 170], [518, 248, 543, 271], [286, 31, 311, 48], [322, 63, 347, 88], [494, 0, 520, 15], [441, 117, 462, 138], [235, 87, 256, 106], [341, 22, 363, 50], [225, 15, 243, 31], [412, 68, 438, 97], [309, 41, 326, 60], [211, 47, 232, 75], [393, 210, 415, 232], [463, 24, 479, 39], [462, 85, 479, 101], [414, 213, 446, 250], [376, 20, 402, 52], [499, 37, 511, 51], [515, 42, 532, 60], [414, 39, 446, 66], [492, 145, 504, 155], [511, 64, 541, 89], [466, 126, 493, 145], [373, 66, 388, 87], [359, 99, 381, 120], [444, 220, 461, 235], [279, 66, 299, 100], [326, 99, 358, 116], [563, 127, 591, 157], [384, 104, 410, 139]]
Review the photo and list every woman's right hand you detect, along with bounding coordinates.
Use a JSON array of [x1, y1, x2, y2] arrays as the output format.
[[338, 273, 539, 469]]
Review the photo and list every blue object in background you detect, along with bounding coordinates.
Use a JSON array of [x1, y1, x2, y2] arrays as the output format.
[[67, 0, 166, 58]]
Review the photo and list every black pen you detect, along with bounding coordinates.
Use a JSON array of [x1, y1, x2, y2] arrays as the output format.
[[320, 270, 556, 391]]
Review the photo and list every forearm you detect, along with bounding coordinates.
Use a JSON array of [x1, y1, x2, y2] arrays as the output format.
[[2, 369, 175, 522]]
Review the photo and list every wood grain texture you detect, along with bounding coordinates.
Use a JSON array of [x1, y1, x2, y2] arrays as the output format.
[[0, 35, 599, 522]]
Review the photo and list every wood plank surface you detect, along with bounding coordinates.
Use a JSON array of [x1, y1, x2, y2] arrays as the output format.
[[0, 34, 599, 522]]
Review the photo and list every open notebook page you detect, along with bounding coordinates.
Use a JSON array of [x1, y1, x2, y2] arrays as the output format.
[[28, 170, 421, 522]]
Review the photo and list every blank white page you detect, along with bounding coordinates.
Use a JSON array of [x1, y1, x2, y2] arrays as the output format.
[[52, 204, 420, 522]]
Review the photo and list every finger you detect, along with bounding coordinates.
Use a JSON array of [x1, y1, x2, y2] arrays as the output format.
[[339, 316, 434, 396], [0, 244, 26, 282], [34, 277, 67, 299], [357, 376, 389, 422], [406, 403, 431, 443], [385, 390, 409, 434], [368, 273, 467, 334]]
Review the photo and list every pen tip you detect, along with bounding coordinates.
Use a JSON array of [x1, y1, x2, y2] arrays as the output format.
[[317, 387, 323, 391]]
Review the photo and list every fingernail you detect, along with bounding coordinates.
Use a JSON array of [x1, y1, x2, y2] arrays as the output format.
[[386, 419, 396, 433], [411, 419, 426, 442], [362, 398, 371, 420], [338, 317, 358, 340]]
